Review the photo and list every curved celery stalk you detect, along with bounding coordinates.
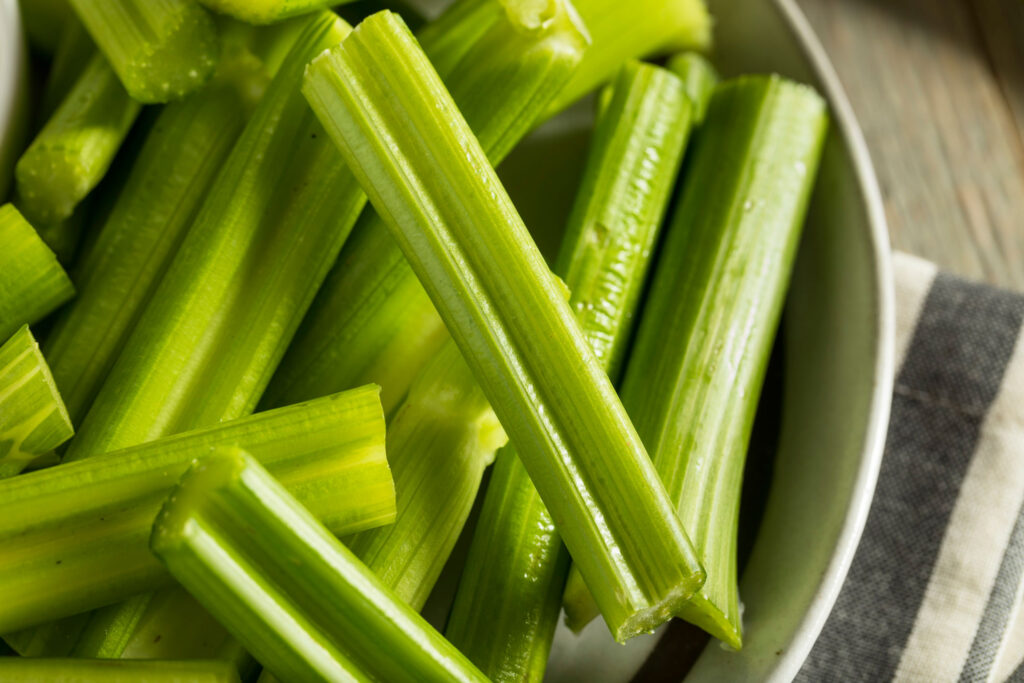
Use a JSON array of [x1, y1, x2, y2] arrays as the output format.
[[304, 11, 704, 642], [446, 62, 694, 679], [151, 449, 487, 683], [197, 0, 338, 25], [345, 340, 506, 608], [41, 20, 96, 119], [546, 0, 711, 114], [0, 658, 240, 682], [68, 0, 219, 103], [667, 52, 718, 124], [0, 386, 390, 636], [14, 53, 141, 226], [263, 0, 587, 416], [0, 326, 74, 478], [0, 205, 75, 342]]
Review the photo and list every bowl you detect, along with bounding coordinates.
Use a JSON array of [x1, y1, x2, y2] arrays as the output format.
[[0, 0, 29, 198]]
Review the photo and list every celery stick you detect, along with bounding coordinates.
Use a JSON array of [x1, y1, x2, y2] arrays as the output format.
[[151, 449, 487, 683], [68, 0, 220, 103], [18, 0, 71, 55], [41, 20, 96, 119], [14, 54, 142, 226], [304, 11, 704, 641], [196, 0, 339, 25], [667, 52, 718, 124], [0, 386, 390, 636], [345, 340, 506, 608], [446, 62, 694, 678], [0, 658, 240, 683], [547, 0, 710, 115], [0, 204, 75, 341], [0, 326, 74, 478], [264, 0, 588, 415]]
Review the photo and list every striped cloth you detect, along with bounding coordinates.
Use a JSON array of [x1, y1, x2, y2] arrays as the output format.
[[798, 252, 1024, 682]]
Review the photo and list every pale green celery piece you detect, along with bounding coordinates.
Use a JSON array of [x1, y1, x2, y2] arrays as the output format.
[[0, 386, 391, 637], [264, 0, 588, 415], [18, 0, 71, 54], [569, 76, 828, 649], [34, 209, 88, 267], [0, 326, 74, 478], [14, 54, 142, 226], [151, 449, 487, 683], [197, 0, 340, 25], [0, 658, 241, 682], [446, 62, 693, 679], [304, 11, 704, 642], [0, 204, 75, 341], [667, 52, 718, 123], [68, 0, 220, 103], [41, 19, 96, 119], [547, 0, 710, 114], [345, 340, 507, 609]]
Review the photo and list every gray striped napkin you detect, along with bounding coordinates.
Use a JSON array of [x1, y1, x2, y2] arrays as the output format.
[[798, 252, 1024, 682]]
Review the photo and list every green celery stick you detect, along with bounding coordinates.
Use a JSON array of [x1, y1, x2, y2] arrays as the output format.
[[0, 326, 74, 478], [547, 0, 710, 114], [0, 204, 75, 341], [345, 340, 506, 608], [41, 19, 96, 119], [264, 0, 588, 415], [14, 53, 142, 226], [667, 52, 718, 124], [565, 76, 828, 648], [0, 658, 240, 682], [304, 11, 704, 641], [0, 386, 390, 637], [445, 62, 694, 679], [151, 449, 487, 683], [18, 0, 71, 54], [68, 0, 220, 103], [196, 0, 340, 24]]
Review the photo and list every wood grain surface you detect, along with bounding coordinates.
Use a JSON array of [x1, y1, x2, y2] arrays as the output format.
[[795, 0, 1024, 289]]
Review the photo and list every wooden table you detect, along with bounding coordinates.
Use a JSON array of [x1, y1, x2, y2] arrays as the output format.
[[795, 0, 1024, 289]]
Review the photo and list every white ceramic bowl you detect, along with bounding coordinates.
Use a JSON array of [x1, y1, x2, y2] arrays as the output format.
[[0, 0, 28, 198]]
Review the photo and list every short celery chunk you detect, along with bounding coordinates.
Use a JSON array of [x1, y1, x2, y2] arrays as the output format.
[[0, 659, 240, 683], [303, 10, 704, 641], [0, 326, 74, 478], [0, 386, 391, 637], [196, 0, 338, 24], [150, 449, 487, 683]]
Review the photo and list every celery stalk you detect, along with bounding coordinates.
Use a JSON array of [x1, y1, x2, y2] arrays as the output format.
[[14, 53, 142, 226], [68, 0, 220, 103], [151, 449, 487, 683], [0, 204, 75, 341], [0, 659, 240, 682], [196, 0, 340, 25], [18, 0, 72, 55], [667, 52, 718, 124], [41, 19, 96, 119], [264, 0, 588, 415], [0, 326, 74, 478], [304, 11, 704, 641], [446, 62, 694, 678], [0, 386, 391, 636]]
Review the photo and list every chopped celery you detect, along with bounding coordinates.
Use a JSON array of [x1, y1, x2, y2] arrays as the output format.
[[68, 0, 220, 103], [304, 11, 704, 641], [0, 204, 75, 341], [150, 449, 487, 683], [196, 0, 338, 25], [547, 0, 711, 114], [14, 53, 141, 226], [0, 658, 240, 682], [0, 386, 391, 636], [18, 0, 71, 55], [446, 61, 694, 678], [667, 52, 718, 123], [0, 326, 74, 478], [345, 340, 506, 609], [264, 0, 588, 415], [41, 19, 96, 119]]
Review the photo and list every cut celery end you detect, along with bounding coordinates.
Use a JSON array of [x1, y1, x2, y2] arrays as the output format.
[[345, 340, 506, 609], [150, 449, 487, 683], [303, 11, 704, 642], [0, 386, 391, 636], [0, 204, 75, 342], [0, 658, 241, 682], [197, 0, 338, 25], [0, 326, 73, 478], [69, 0, 220, 103], [666, 51, 718, 123], [14, 53, 141, 225]]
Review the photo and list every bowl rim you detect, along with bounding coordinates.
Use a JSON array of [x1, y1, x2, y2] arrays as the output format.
[[0, 0, 26, 198]]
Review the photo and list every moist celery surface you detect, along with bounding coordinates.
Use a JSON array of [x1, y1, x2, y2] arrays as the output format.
[[150, 449, 486, 683], [303, 11, 704, 641], [667, 52, 718, 124], [197, 0, 337, 24], [264, 0, 588, 415], [0, 658, 241, 683], [0, 326, 74, 478], [0, 386, 391, 636], [446, 61, 694, 678], [68, 0, 220, 103]]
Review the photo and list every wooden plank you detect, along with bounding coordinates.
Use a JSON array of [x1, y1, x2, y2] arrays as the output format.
[[970, 0, 1024, 157]]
